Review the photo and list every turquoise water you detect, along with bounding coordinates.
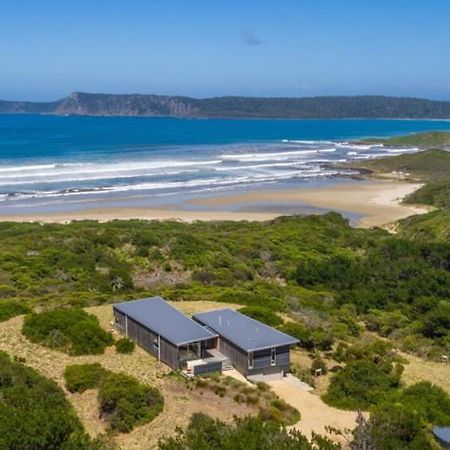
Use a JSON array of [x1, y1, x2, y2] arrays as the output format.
[[0, 115, 449, 214]]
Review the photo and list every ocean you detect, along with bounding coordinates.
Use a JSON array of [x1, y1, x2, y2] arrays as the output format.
[[0, 115, 449, 215]]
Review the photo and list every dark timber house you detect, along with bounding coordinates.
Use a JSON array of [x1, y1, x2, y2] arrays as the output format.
[[113, 297, 218, 370], [113, 297, 299, 379], [193, 308, 299, 379]]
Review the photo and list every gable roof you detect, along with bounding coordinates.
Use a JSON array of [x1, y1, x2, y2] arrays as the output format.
[[113, 296, 217, 346], [192, 308, 299, 352]]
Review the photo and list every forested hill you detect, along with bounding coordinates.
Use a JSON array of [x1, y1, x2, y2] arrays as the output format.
[[3, 92, 450, 118]]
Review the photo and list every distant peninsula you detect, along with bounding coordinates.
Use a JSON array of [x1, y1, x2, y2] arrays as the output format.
[[2, 92, 450, 119]]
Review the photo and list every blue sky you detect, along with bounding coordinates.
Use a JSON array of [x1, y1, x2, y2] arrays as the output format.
[[1, 0, 450, 100]]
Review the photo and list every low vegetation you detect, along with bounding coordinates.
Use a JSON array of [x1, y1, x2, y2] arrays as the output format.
[[280, 322, 335, 351], [347, 382, 450, 450], [64, 363, 108, 393], [0, 205, 445, 358], [0, 300, 30, 322], [190, 374, 299, 426], [22, 308, 114, 355], [63, 363, 164, 433], [322, 338, 450, 448], [158, 413, 340, 450], [323, 340, 403, 410], [99, 372, 164, 433], [0, 350, 95, 449], [115, 337, 135, 354], [238, 305, 283, 327], [353, 147, 450, 180], [365, 131, 450, 149]]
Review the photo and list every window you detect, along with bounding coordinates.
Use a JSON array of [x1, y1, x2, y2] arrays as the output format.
[[248, 351, 254, 369], [270, 347, 276, 366]]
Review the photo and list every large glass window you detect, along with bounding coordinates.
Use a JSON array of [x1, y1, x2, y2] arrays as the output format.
[[178, 342, 201, 366]]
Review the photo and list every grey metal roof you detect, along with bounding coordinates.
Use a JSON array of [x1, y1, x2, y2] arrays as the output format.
[[433, 427, 450, 445], [113, 297, 217, 346], [192, 308, 299, 352]]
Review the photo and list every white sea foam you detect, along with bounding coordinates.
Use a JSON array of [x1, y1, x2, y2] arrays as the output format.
[[220, 149, 322, 162], [282, 139, 335, 145], [0, 159, 222, 179], [385, 147, 419, 153], [0, 167, 346, 202], [336, 143, 383, 150], [0, 136, 424, 205]]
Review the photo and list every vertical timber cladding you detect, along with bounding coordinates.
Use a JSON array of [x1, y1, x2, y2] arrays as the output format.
[[113, 308, 126, 331], [113, 309, 180, 369], [159, 338, 179, 369], [219, 336, 249, 375]]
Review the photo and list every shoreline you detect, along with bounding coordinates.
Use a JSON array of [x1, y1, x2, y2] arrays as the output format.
[[0, 179, 431, 228]]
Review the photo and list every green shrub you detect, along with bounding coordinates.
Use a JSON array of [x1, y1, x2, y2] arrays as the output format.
[[311, 357, 328, 376], [279, 322, 334, 351], [322, 358, 403, 410], [0, 350, 91, 449], [350, 382, 450, 449], [115, 338, 135, 354], [394, 381, 450, 426], [158, 413, 336, 450], [64, 363, 107, 393], [22, 308, 113, 355], [354, 403, 438, 450], [245, 393, 259, 405], [239, 306, 283, 327], [256, 382, 270, 392], [0, 300, 31, 322], [98, 372, 164, 433], [212, 385, 227, 397]]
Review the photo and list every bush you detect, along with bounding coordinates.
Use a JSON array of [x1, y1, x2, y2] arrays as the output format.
[[22, 308, 113, 355], [350, 382, 450, 449], [311, 357, 328, 376], [279, 322, 334, 351], [98, 372, 164, 433], [395, 381, 450, 426], [158, 413, 339, 449], [0, 300, 31, 322], [353, 403, 438, 450], [239, 306, 283, 327], [0, 350, 91, 449], [115, 338, 135, 354], [322, 358, 403, 410], [64, 363, 107, 393]]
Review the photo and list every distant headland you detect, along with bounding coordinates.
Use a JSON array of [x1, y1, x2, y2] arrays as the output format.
[[2, 92, 450, 119]]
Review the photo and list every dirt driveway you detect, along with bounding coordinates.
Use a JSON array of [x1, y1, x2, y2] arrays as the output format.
[[267, 375, 358, 443]]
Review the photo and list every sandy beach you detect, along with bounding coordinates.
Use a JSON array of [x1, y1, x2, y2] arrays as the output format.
[[0, 180, 430, 228], [189, 180, 430, 228]]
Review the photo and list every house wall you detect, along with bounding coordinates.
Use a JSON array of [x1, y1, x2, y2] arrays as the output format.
[[218, 336, 250, 375], [193, 360, 222, 376], [113, 307, 179, 369], [248, 345, 291, 377]]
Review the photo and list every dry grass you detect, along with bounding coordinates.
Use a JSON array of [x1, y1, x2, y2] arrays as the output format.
[[290, 349, 333, 396], [402, 353, 450, 394], [169, 300, 241, 315], [0, 301, 253, 450]]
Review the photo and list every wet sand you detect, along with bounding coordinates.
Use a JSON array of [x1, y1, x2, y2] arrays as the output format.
[[0, 180, 430, 228], [188, 180, 430, 228]]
